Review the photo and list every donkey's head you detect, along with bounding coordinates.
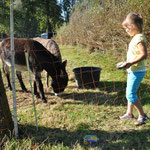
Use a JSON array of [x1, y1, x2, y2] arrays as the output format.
[[51, 60, 68, 94]]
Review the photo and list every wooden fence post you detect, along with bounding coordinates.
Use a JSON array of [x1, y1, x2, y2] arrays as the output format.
[[0, 69, 13, 140]]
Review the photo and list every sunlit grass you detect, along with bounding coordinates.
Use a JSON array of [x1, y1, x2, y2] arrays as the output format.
[[1, 45, 150, 149]]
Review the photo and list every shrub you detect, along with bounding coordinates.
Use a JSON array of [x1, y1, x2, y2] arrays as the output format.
[[56, 0, 150, 52]]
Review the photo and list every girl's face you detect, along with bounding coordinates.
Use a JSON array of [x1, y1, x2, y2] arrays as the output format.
[[123, 24, 135, 36], [122, 18, 140, 36]]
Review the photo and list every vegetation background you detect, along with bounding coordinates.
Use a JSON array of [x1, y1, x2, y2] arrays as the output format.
[[0, 0, 77, 38], [0, 0, 150, 149], [57, 0, 150, 52]]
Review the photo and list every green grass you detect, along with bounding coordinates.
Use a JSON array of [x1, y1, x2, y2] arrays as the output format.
[[1, 45, 150, 150]]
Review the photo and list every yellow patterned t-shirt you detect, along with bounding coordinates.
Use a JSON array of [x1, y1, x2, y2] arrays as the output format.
[[127, 34, 147, 72]]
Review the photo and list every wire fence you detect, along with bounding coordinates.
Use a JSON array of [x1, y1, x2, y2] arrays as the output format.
[[0, 37, 150, 147], [0, 37, 150, 104]]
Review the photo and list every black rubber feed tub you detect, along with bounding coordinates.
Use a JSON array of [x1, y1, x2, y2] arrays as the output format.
[[73, 67, 101, 88]]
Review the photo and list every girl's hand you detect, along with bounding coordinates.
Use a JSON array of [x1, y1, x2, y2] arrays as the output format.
[[124, 62, 132, 69]]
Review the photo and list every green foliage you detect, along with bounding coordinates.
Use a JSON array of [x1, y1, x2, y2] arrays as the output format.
[[34, 0, 63, 32], [0, 0, 10, 34], [0, 0, 64, 37], [0, 24, 8, 34], [61, 0, 77, 21]]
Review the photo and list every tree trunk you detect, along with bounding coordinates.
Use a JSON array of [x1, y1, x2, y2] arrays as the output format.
[[47, 17, 53, 39], [0, 69, 13, 140], [45, 0, 53, 39]]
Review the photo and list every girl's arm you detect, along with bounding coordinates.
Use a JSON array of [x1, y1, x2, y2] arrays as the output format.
[[125, 42, 147, 68]]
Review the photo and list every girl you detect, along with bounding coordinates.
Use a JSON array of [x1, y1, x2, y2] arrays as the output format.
[[119, 13, 149, 126]]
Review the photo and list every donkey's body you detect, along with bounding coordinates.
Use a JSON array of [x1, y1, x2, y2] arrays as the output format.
[[0, 38, 68, 103], [33, 37, 62, 60], [33, 37, 62, 87]]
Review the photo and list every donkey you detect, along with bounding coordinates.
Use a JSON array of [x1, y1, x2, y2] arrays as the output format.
[[33, 37, 62, 87], [0, 38, 68, 103]]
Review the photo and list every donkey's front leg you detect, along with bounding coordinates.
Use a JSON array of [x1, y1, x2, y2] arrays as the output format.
[[3, 64, 12, 90], [35, 72, 47, 103], [46, 73, 49, 87], [37, 79, 47, 103], [34, 80, 40, 99], [16, 71, 27, 92]]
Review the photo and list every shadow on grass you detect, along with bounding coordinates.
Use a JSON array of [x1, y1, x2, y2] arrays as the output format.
[[59, 81, 150, 106], [16, 124, 150, 149], [12, 80, 150, 106]]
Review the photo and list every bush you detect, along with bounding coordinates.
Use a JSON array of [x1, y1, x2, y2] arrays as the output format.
[[56, 0, 150, 52]]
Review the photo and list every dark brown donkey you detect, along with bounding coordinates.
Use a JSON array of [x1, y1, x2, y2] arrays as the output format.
[[33, 37, 62, 87], [0, 38, 68, 103]]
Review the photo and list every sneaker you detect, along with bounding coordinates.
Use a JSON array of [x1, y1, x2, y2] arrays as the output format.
[[135, 118, 145, 126], [143, 114, 149, 121], [119, 114, 134, 119], [135, 114, 149, 126]]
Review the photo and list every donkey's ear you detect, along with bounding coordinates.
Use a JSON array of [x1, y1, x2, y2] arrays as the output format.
[[62, 60, 67, 67]]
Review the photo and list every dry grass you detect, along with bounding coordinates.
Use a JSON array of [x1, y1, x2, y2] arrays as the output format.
[[0, 45, 150, 149]]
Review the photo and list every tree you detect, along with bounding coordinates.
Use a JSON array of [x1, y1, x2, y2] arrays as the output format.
[[35, 0, 62, 38], [0, 69, 13, 139], [0, 0, 63, 38], [0, 0, 79, 38], [14, 0, 39, 37], [61, 0, 77, 22], [0, 0, 10, 35]]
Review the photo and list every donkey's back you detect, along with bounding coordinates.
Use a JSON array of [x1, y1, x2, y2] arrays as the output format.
[[0, 38, 56, 72]]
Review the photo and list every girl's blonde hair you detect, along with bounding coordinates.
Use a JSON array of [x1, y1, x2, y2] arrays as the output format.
[[122, 13, 143, 32]]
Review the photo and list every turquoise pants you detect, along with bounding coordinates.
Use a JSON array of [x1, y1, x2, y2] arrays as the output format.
[[126, 71, 146, 104]]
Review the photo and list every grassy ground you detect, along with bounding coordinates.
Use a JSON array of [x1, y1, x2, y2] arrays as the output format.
[[1, 45, 150, 150]]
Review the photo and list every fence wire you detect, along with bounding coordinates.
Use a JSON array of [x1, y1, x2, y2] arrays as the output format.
[[0, 41, 150, 148], [0, 45, 149, 107]]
